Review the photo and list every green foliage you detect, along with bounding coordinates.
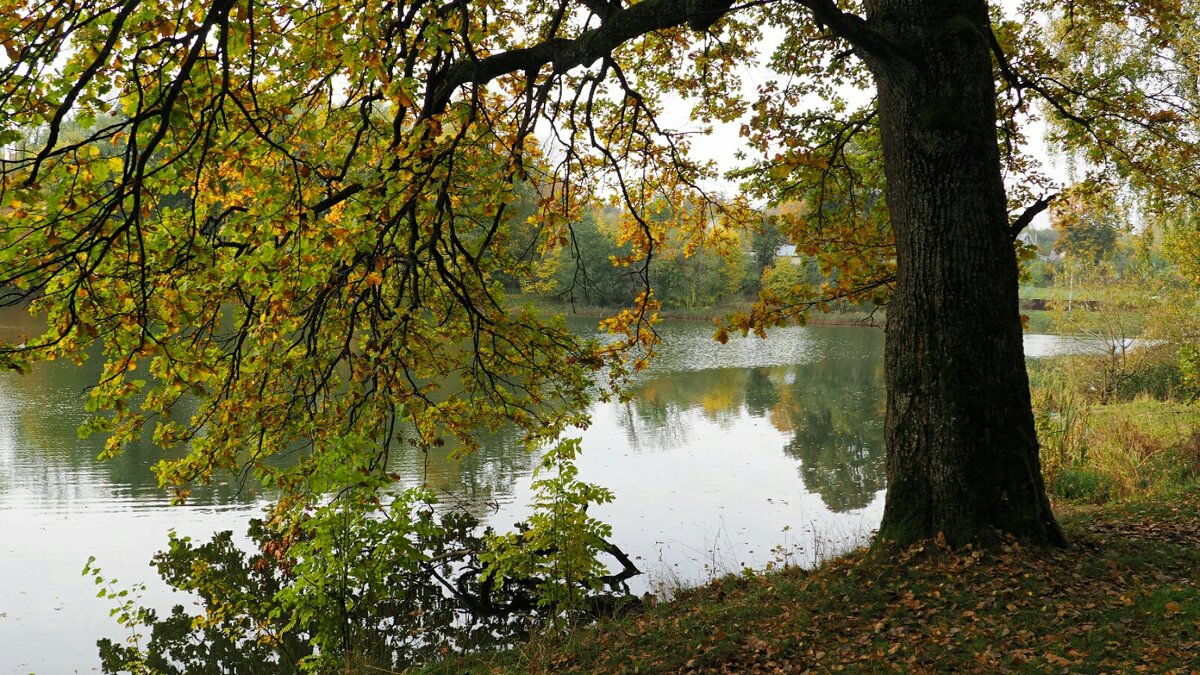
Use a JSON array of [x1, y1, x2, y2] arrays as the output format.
[[481, 438, 617, 619], [91, 527, 307, 674], [651, 244, 747, 310], [1179, 345, 1200, 400], [1051, 184, 1124, 265], [84, 437, 633, 673], [549, 207, 750, 311], [1031, 222, 1200, 502], [759, 262, 810, 308], [1030, 369, 1090, 491], [1048, 262, 1154, 403], [554, 212, 639, 308], [1159, 209, 1200, 286], [1019, 254, 1056, 287], [1083, 400, 1200, 499], [1034, 0, 1200, 214], [1, 0, 640, 540], [1033, 349, 1200, 503], [81, 501, 517, 672], [748, 217, 786, 284], [1112, 348, 1188, 401], [723, 133, 895, 336], [1142, 286, 1200, 402], [273, 487, 451, 672], [83, 557, 158, 675]]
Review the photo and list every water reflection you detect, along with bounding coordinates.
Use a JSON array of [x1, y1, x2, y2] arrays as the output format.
[[616, 326, 886, 513], [390, 428, 542, 512], [0, 314, 272, 671], [0, 354, 269, 510]]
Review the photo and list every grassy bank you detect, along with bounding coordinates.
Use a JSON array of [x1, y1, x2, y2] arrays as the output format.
[[426, 488, 1200, 673], [1030, 342, 1200, 507], [1046, 398, 1200, 503]]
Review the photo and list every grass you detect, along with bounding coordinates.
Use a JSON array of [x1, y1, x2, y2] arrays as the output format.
[[423, 488, 1200, 673], [1070, 398, 1200, 501], [1030, 339, 1200, 504], [1023, 309, 1054, 333], [1019, 285, 1147, 304]]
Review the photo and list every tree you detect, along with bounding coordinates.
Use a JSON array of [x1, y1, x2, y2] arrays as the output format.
[[12, 0, 1192, 555], [1052, 183, 1123, 265], [841, 1, 1060, 545], [553, 209, 639, 307], [651, 218, 747, 310], [749, 215, 786, 285]]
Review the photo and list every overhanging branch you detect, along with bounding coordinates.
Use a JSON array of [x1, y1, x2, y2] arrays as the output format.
[[421, 0, 891, 118], [423, 0, 701, 116]]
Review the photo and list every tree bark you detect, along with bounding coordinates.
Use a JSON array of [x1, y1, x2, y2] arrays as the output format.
[[862, 0, 1064, 546]]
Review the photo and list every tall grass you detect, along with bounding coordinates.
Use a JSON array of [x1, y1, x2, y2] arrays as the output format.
[[1082, 399, 1200, 500], [1031, 372, 1090, 494], [1032, 348, 1200, 504]]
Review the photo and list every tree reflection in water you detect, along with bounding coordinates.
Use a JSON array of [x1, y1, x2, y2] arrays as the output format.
[[618, 328, 886, 512]]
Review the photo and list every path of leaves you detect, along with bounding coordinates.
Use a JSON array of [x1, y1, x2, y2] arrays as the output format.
[[478, 490, 1200, 673]]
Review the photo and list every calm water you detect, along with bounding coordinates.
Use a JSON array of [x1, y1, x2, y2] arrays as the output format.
[[0, 311, 1094, 672]]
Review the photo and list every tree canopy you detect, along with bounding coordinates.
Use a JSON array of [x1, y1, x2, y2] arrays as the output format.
[[3, 0, 1200, 567]]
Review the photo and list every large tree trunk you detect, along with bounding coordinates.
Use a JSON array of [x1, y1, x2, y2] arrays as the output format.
[[864, 0, 1064, 546]]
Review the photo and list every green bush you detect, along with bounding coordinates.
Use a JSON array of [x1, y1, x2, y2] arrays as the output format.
[[88, 439, 636, 673], [1034, 354, 1200, 503]]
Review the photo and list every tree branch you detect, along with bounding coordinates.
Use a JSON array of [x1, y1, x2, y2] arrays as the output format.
[[25, 0, 141, 185], [1010, 193, 1057, 240], [987, 24, 1093, 131], [597, 538, 642, 590], [423, 0, 688, 116], [792, 0, 900, 63], [421, 0, 895, 118], [309, 184, 365, 216]]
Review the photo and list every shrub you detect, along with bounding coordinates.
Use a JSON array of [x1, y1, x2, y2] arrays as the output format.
[[89, 440, 638, 673]]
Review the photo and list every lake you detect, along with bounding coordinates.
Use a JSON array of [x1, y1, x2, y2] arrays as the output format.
[[0, 312, 1095, 672]]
